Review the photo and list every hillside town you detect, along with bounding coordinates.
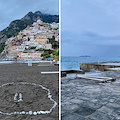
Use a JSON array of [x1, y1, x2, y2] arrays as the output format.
[[2, 19, 59, 61]]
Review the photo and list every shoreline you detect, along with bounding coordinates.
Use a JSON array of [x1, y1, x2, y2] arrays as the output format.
[[62, 56, 120, 70]]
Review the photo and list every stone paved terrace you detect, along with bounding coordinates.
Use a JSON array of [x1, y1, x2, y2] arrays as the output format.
[[61, 71, 120, 120]]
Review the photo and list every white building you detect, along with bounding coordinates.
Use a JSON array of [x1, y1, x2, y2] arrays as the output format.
[[50, 22, 59, 29], [36, 45, 45, 49]]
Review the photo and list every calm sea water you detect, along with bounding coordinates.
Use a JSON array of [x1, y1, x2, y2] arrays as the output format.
[[61, 56, 120, 70], [0, 61, 14, 64]]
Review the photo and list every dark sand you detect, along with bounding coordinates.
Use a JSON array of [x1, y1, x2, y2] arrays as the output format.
[[0, 63, 59, 120]]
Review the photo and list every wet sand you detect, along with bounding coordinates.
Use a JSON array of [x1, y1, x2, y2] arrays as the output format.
[[0, 63, 59, 120]]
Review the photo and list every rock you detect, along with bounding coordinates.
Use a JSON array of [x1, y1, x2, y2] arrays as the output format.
[[33, 112, 37, 115], [21, 111, 25, 114], [0, 34, 8, 44], [37, 111, 41, 114], [29, 111, 32, 115]]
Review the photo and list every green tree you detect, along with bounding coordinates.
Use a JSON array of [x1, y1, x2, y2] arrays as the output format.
[[41, 52, 50, 58], [50, 49, 59, 61], [48, 36, 59, 49], [0, 43, 5, 53]]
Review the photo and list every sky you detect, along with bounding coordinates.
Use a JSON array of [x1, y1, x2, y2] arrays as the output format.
[[0, 0, 59, 31], [61, 0, 120, 57]]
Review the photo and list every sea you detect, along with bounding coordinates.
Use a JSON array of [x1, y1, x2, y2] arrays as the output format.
[[61, 56, 120, 70], [0, 61, 15, 64]]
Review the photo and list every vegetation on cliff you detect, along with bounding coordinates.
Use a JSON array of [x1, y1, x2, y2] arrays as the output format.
[[0, 43, 5, 53], [48, 36, 59, 49], [41, 49, 59, 60], [0, 11, 59, 43], [1, 20, 33, 38]]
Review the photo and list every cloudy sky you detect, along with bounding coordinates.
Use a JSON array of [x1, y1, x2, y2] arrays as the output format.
[[0, 0, 59, 31], [61, 0, 120, 57]]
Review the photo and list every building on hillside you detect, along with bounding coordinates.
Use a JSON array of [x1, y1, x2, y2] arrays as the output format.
[[17, 31, 23, 40], [6, 37, 16, 45], [36, 45, 45, 49], [38, 39, 49, 44], [23, 41, 36, 46], [16, 45, 25, 51], [47, 34, 53, 38], [23, 49, 35, 53], [35, 33, 49, 44], [22, 29, 33, 36], [45, 44, 52, 50], [7, 46, 18, 51], [55, 36, 59, 42], [37, 19, 43, 25], [10, 49, 24, 53], [50, 22, 59, 29], [18, 53, 41, 59]]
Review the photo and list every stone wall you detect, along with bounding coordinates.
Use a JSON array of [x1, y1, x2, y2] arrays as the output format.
[[80, 63, 120, 71]]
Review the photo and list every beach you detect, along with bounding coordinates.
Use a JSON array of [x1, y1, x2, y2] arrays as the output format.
[[0, 63, 59, 120], [61, 71, 120, 120]]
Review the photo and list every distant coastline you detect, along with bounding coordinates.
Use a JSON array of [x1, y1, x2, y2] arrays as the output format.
[[79, 55, 91, 57]]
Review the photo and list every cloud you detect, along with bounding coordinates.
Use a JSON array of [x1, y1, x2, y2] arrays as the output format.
[[61, 0, 120, 57], [61, 30, 120, 57], [62, 30, 120, 45], [0, 0, 59, 30]]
